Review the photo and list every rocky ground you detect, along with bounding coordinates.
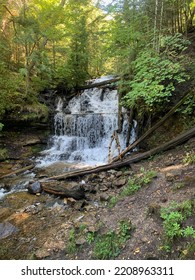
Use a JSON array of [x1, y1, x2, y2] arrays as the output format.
[[0, 133, 194, 260]]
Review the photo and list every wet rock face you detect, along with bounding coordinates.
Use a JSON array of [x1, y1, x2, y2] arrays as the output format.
[[0, 222, 19, 240]]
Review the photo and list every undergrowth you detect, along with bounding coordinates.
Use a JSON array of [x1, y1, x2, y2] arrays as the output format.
[[160, 200, 195, 252], [109, 168, 157, 208], [93, 220, 132, 259], [67, 220, 132, 260]]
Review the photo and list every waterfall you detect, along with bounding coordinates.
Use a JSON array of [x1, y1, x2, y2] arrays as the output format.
[[37, 77, 136, 167]]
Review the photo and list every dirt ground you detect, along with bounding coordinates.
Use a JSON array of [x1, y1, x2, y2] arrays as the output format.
[[0, 135, 194, 260]]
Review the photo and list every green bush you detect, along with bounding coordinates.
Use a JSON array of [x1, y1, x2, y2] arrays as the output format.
[[122, 49, 188, 114], [160, 200, 195, 246], [183, 152, 195, 165], [122, 34, 190, 116]]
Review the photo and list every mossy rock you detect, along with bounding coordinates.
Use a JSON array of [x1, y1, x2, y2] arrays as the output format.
[[9, 102, 49, 123]]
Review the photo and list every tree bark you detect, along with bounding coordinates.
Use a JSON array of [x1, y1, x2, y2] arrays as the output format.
[[41, 181, 85, 199], [77, 77, 120, 90], [126, 108, 134, 146]]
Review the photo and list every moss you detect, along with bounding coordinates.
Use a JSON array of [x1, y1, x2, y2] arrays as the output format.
[[9, 102, 49, 122], [0, 148, 8, 161]]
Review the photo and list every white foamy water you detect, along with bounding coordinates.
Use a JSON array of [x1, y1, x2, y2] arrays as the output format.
[[37, 77, 136, 167], [0, 172, 36, 200], [0, 188, 7, 200]]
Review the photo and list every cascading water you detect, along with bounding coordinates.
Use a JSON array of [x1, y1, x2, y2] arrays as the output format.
[[37, 77, 136, 167]]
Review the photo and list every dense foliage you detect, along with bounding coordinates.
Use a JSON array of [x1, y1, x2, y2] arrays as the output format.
[[122, 34, 190, 116], [0, 0, 195, 126]]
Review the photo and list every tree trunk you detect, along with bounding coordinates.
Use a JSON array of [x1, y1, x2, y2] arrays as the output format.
[[77, 77, 120, 90], [126, 108, 134, 147], [41, 181, 85, 199]]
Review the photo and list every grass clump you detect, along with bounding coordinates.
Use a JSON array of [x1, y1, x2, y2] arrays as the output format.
[[67, 228, 77, 254], [183, 152, 195, 165], [109, 168, 157, 208], [160, 200, 195, 251], [121, 168, 157, 197], [108, 196, 119, 208], [93, 220, 132, 259]]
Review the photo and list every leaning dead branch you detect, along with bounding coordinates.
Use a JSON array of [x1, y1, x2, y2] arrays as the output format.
[[0, 165, 34, 179], [110, 89, 194, 163]]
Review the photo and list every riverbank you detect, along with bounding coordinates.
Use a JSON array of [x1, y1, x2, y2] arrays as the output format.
[[0, 133, 194, 260]]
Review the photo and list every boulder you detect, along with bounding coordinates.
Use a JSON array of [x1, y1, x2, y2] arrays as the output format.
[[0, 222, 19, 240], [28, 181, 42, 194]]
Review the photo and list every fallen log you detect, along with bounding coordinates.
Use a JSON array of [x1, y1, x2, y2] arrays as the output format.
[[41, 181, 85, 199], [0, 164, 34, 179], [77, 77, 120, 91], [44, 126, 195, 181], [111, 89, 194, 163]]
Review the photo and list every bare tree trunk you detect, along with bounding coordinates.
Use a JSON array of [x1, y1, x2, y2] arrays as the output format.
[[158, 0, 164, 52], [117, 88, 123, 133], [153, 0, 159, 50], [77, 77, 120, 90], [126, 108, 134, 147]]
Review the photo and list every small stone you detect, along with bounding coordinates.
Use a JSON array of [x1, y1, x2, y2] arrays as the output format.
[[99, 173, 107, 180], [116, 171, 123, 177], [100, 193, 110, 201], [67, 197, 77, 203], [99, 185, 109, 191], [107, 170, 117, 174], [114, 178, 127, 188], [28, 181, 42, 194], [106, 182, 113, 188], [124, 171, 132, 176], [76, 237, 86, 245], [166, 169, 182, 182], [35, 249, 51, 259]]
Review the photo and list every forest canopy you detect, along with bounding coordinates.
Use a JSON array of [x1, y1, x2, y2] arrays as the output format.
[[0, 0, 195, 126]]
